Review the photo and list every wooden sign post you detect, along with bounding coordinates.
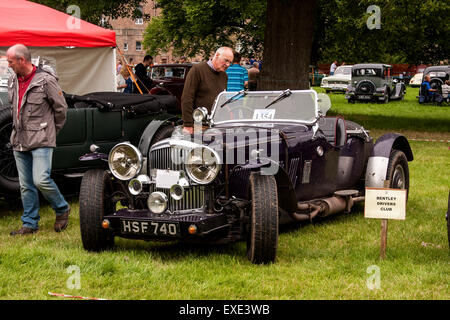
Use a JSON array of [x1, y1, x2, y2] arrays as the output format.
[[364, 180, 407, 260], [380, 181, 390, 259]]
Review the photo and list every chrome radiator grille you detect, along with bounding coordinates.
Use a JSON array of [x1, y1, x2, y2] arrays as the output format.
[[150, 184, 206, 212], [149, 146, 206, 212], [150, 146, 187, 171]]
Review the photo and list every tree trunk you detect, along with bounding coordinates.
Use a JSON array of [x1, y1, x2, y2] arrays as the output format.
[[259, 0, 317, 90]]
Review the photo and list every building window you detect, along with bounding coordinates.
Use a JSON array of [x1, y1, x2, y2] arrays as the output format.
[[136, 41, 142, 51], [123, 43, 128, 51], [135, 6, 144, 25]]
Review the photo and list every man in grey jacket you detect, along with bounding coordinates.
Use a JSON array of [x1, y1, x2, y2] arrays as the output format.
[[6, 44, 70, 235]]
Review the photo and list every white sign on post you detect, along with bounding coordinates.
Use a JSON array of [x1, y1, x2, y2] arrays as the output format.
[[364, 188, 407, 220]]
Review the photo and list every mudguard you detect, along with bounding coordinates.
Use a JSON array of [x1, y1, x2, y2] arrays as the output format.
[[137, 116, 179, 156], [365, 133, 413, 188]]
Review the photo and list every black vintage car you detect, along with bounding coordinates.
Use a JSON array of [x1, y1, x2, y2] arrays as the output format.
[[0, 92, 179, 196], [79, 89, 413, 264], [346, 64, 406, 103]]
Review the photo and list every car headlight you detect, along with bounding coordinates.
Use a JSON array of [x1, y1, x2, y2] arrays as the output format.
[[108, 142, 143, 180], [322, 80, 327, 85], [185, 146, 221, 184]]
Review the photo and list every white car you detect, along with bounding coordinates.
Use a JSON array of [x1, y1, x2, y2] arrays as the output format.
[[409, 73, 423, 87], [320, 65, 353, 93]]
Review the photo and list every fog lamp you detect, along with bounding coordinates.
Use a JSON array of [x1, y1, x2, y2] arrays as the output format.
[[147, 192, 168, 214], [170, 184, 184, 201]]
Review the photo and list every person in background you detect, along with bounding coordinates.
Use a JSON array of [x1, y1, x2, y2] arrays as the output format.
[[116, 60, 122, 74], [247, 62, 260, 91], [133, 55, 153, 93], [6, 44, 70, 236], [330, 60, 337, 75], [181, 47, 234, 134], [226, 51, 248, 91], [441, 80, 450, 101], [122, 67, 133, 93], [117, 67, 132, 93]]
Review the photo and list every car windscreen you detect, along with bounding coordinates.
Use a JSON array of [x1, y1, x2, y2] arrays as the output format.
[[150, 66, 186, 79], [352, 68, 382, 77], [428, 71, 447, 78], [334, 66, 351, 75], [211, 90, 318, 124]]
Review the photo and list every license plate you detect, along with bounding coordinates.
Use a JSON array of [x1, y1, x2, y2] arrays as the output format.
[[359, 95, 371, 99], [121, 219, 180, 237]]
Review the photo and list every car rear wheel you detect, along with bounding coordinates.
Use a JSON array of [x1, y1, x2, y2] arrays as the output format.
[[0, 107, 19, 194], [79, 169, 115, 251], [386, 150, 409, 199], [247, 172, 279, 264]]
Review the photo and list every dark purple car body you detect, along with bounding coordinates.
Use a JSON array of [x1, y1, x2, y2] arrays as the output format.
[[79, 90, 413, 264]]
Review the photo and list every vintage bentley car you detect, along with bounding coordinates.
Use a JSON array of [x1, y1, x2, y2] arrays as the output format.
[[320, 65, 353, 93], [79, 89, 413, 264], [346, 64, 406, 103], [0, 92, 178, 196], [148, 63, 193, 111]]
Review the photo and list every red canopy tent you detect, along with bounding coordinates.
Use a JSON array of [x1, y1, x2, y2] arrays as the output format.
[[0, 0, 117, 94]]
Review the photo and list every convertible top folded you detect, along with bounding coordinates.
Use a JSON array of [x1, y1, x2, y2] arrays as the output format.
[[64, 92, 178, 114]]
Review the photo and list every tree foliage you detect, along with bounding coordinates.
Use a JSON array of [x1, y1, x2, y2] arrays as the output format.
[[142, 0, 266, 59], [143, 0, 448, 65], [315, 0, 449, 64], [31, 0, 148, 28]]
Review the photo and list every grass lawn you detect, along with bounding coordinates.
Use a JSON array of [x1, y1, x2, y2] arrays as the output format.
[[0, 87, 448, 300]]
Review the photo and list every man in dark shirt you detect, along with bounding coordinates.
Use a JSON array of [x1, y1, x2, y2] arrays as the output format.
[[181, 47, 234, 134], [133, 55, 153, 93]]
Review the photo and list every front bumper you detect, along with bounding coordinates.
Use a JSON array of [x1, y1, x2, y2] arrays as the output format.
[[345, 92, 384, 100], [321, 84, 348, 91], [103, 208, 230, 240]]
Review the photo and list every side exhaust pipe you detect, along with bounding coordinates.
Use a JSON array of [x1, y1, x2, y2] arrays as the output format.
[[289, 193, 365, 222]]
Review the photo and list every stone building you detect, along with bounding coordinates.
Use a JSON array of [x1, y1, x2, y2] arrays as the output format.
[[110, 1, 175, 65]]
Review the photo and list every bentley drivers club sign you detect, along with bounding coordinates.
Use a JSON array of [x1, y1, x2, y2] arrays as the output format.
[[364, 188, 407, 220], [364, 185, 407, 259]]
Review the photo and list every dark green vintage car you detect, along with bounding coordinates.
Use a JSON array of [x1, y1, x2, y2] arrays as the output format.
[[0, 92, 179, 196]]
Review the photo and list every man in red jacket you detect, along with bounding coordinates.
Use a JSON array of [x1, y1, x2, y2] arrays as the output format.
[[7, 44, 70, 236]]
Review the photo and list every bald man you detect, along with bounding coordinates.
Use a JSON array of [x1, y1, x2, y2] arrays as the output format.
[[181, 47, 234, 133], [6, 44, 70, 236]]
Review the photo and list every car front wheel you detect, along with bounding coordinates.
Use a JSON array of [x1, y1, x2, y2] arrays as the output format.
[[79, 169, 115, 251], [386, 150, 409, 199], [246, 172, 279, 264]]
